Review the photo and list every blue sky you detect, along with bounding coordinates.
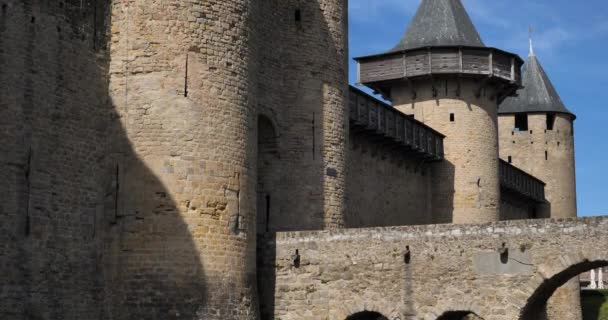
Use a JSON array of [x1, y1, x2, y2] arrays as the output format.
[[348, 0, 608, 217]]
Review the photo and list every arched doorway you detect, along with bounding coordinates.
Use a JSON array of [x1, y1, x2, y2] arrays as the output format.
[[520, 259, 608, 319], [437, 311, 483, 320], [256, 115, 279, 234], [346, 311, 389, 320], [256, 114, 280, 319]]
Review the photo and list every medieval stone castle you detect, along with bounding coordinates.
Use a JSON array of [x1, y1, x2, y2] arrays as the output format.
[[2, 0, 600, 320]]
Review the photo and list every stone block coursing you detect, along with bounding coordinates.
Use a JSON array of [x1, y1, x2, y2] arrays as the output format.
[[260, 217, 608, 320]]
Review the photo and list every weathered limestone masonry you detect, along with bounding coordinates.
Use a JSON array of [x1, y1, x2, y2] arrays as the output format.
[[498, 114, 576, 219], [259, 216, 608, 320], [105, 0, 259, 318], [0, 1, 110, 319], [393, 80, 502, 224], [253, 0, 348, 232], [348, 133, 433, 227]]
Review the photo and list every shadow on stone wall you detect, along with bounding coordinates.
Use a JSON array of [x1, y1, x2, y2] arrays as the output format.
[[0, 1, 208, 319], [430, 160, 455, 224], [253, 0, 346, 316]]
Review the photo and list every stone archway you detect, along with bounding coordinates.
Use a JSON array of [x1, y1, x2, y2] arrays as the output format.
[[436, 311, 484, 320], [520, 258, 608, 319], [256, 114, 280, 319], [256, 114, 279, 234], [346, 311, 389, 320]]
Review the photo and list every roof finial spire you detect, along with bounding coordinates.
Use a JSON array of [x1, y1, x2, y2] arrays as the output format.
[[529, 26, 535, 57]]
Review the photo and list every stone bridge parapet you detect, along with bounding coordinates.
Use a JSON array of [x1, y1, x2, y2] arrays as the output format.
[[258, 216, 608, 320]]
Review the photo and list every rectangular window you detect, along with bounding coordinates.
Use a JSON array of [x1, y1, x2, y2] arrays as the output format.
[[450, 113, 455, 122], [508, 156, 512, 163], [546, 113, 556, 130], [295, 9, 301, 22], [514, 114, 528, 132], [545, 151, 548, 161]]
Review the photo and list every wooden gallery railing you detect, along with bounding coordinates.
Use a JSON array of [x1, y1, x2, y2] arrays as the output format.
[[499, 160, 546, 203], [349, 86, 444, 161], [357, 46, 521, 85]]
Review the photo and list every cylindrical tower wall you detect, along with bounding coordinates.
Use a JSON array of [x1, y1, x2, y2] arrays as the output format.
[[0, 1, 110, 319], [318, 0, 349, 228], [252, 0, 348, 232], [498, 113, 577, 218], [393, 78, 500, 224], [106, 0, 258, 318]]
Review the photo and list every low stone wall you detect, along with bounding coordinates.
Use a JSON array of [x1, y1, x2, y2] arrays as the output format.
[[258, 216, 608, 320]]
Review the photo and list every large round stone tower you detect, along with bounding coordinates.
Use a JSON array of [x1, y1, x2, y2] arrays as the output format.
[[355, 0, 522, 224], [498, 41, 577, 220], [105, 0, 261, 318]]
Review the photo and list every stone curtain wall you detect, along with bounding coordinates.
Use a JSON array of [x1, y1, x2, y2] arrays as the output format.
[[500, 190, 538, 221], [259, 216, 608, 320], [347, 133, 434, 227]]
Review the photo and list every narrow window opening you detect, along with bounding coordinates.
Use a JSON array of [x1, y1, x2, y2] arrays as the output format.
[[184, 53, 189, 97], [557, 141, 561, 147], [294, 9, 301, 22], [113, 164, 120, 222], [312, 112, 316, 160], [30, 16, 36, 23], [449, 113, 455, 122], [545, 151, 548, 161], [24, 148, 33, 236], [546, 113, 556, 130], [93, 0, 98, 49], [530, 130, 533, 134], [514, 114, 528, 132], [1, 4, 7, 14], [265, 194, 271, 233], [508, 156, 512, 164]]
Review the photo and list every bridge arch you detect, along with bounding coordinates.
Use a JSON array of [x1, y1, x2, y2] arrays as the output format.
[[346, 311, 389, 320], [520, 254, 608, 319], [436, 311, 484, 320]]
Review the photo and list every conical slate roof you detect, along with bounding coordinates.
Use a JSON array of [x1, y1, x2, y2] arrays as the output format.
[[391, 0, 485, 51], [500, 53, 574, 117]]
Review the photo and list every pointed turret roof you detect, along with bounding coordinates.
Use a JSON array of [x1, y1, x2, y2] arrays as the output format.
[[500, 52, 574, 117], [391, 0, 485, 51]]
